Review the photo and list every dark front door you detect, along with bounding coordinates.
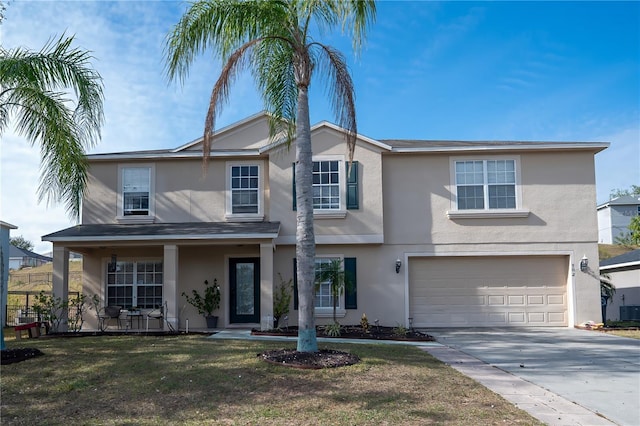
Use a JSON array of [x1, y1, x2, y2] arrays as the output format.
[[229, 258, 260, 323]]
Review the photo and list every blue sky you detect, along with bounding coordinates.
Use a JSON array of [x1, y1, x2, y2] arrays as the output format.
[[1, 1, 638, 253]]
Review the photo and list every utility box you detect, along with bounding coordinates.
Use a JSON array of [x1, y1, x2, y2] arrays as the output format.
[[620, 306, 640, 321]]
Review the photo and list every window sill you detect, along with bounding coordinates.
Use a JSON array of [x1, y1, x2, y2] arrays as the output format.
[[116, 216, 155, 224], [225, 214, 265, 222], [315, 309, 346, 318], [446, 209, 530, 219], [313, 210, 347, 219]]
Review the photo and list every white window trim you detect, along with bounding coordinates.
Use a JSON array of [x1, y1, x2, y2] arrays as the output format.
[[116, 164, 155, 223], [447, 155, 529, 219], [104, 257, 163, 309], [225, 161, 264, 222], [314, 254, 346, 318], [312, 155, 347, 219]]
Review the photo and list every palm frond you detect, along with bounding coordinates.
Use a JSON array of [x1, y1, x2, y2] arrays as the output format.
[[165, 0, 288, 84], [312, 42, 357, 161], [203, 38, 262, 164], [0, 34, 104, 145], [0, 34, 103, 220], [252, 37, 298, 143]]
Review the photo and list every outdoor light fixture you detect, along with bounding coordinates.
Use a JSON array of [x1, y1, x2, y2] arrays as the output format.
[[395, 258, 402, 274], [108, 254, 117, 272], [580, 255, 588, 272]]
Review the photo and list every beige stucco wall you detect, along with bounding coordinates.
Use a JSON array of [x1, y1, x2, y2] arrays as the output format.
[[83, 157, 270, 224], [185, 114, 272, 151], [268, 127, 385, 244], [381, 150, 602, 325], [272, 244, 407, 327], [383, 151, 599, 245]]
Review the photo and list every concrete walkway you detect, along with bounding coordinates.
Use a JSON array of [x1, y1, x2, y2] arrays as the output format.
[[210, 328, 638, 425]]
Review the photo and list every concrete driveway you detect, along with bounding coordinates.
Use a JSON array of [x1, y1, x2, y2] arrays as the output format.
[[425, 328, 640, 426]]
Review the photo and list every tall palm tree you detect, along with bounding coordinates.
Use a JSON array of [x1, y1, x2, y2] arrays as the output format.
[[0, 34, 104, 350], [166, 0, 375, 352], [0, 34, 104, 220]]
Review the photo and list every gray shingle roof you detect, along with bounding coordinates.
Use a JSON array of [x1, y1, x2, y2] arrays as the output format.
[[600, 249, 640, 267], [600, 195, 640, 207], [9, 245, 52, 262], [43, 222, 281, 242]]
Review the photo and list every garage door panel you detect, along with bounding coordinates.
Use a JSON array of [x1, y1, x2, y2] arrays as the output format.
[[409, 256, 568, 327], [548, 294, 565, 305]]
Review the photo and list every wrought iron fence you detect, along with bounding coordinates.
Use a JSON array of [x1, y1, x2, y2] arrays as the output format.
[[5, 291, 80, 326]]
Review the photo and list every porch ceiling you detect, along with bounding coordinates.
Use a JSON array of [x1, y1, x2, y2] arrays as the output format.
[[42, 222, 281, 243]]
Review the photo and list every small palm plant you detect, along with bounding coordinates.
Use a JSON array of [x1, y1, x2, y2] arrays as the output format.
[[600, 274, 616, 323], [315, 259, 350, 325]]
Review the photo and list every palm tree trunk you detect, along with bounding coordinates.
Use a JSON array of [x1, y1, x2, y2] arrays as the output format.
[[295, 85, 318, 353]]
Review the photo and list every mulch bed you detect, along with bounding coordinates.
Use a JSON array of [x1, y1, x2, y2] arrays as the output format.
[[252, 325, 435, 342], [256, 325, 434, 369], [260, 348, 360, 369], [1, 348, 44, 365]]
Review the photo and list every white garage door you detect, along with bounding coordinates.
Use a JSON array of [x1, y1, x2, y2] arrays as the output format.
[[409, 256, 568, 327]]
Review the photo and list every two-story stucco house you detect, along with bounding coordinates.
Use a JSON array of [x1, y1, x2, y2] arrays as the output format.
[[43, 113, 608, 331]]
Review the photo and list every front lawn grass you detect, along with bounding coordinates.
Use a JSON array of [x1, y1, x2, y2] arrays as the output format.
[[1, 334, 542, 425], [603, 329, 640, 339]]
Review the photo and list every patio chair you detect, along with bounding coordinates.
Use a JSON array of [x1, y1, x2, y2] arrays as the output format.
[[146, 301, 175, 332], [98, 306, 122, 331]]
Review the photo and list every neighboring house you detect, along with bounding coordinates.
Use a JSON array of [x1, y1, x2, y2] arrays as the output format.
[[600, 249, 640, 321], [42, 251, 82, 261], [9, 245, 52, 270], [43, 113, 608, 331], [597, 195, 640, 244], [1, 221, 18, 329]]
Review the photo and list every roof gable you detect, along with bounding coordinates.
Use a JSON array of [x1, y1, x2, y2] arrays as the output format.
[[173, 112, 273, 152]]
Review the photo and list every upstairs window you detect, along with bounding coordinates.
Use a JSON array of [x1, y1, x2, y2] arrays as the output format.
[[226, 162, 263, 220], [455, 159, 517, 210], [231, 165, 259, 214], [313, 160, 340, 210], [123, 167, 150, 216], [292, 159, 358, 215]]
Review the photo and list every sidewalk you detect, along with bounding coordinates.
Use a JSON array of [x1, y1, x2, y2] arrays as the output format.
[[210, 329, 617, 425]]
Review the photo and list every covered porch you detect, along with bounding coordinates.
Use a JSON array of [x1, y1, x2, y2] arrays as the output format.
[[42, 222, 280, 332]]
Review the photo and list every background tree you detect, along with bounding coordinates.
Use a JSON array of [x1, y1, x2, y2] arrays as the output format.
[[9, 235, 34, 251], [0, 34, 104, 219], [165, 0, 375, 352], [609, 185, 640, 199], [614, 215, 640, 246]]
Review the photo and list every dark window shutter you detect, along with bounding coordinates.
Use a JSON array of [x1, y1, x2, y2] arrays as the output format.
[[292, 163, 297, 211], [293, 258, 298, 309], [344, 257, 357, 309], [346, 161, 359, 210]]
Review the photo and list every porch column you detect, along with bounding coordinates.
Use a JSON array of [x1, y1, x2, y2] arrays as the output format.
[[163, 245, 179, 331], [52, 245, 70, 332], [260, 243, 274, 330]]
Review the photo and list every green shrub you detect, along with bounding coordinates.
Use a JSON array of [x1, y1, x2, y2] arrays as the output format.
[[393, 324, 408, 337], [325, 322, 342, 337]]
